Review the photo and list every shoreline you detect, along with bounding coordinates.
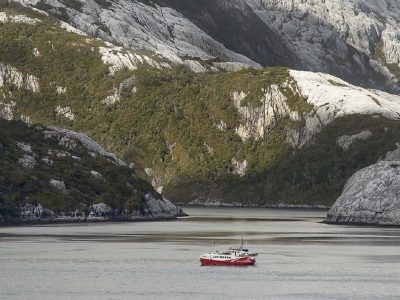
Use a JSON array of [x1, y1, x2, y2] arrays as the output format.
[[179, 204, 330, 210], [0, 214, 188, 228], [0, 206, 330, 227]]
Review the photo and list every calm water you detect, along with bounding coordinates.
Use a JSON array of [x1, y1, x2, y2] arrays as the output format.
[[1, 207, 400, 299]]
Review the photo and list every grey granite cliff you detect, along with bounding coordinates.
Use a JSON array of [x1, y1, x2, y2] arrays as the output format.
[[326, 156, 400, 225]]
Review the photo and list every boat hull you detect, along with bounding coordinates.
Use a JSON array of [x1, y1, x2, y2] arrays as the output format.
[[200, 257, 255, 266]]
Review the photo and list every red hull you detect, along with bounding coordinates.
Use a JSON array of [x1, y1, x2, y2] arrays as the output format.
[[200, 257, 255, 266]]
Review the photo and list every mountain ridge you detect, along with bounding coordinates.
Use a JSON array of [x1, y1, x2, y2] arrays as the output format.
[[13, 0, 400, 93], [1, 2, 400, 207]]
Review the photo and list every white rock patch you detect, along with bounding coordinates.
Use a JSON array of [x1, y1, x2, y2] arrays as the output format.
[[214, 120, 228, 132], [99, 46, 164, 76], [56, 86, 67, 95], [18, 155, 36, 169], [89, 203, 112, 216], [59, 21, 87, 36], [213, 62, 251, 72], [0, 101, 16, 121], [55, 106, 75, 121], [0, 12, 41, 25], [232, 85, 298, 141], [102, 76, 136, 105], [287, 70, 400, 148], [337, 130, 373, 150], [46, 127, 126, 166], [16, 142, 32, 153], [102, 90, 120, 106], [58, 136, 77, 150], [231, 158, 248, 177], [48, 149, 71, 158], [20, 115, 32, 124], [90, 170, 103, 179], [32, 48, 41, 57], [0, 63, 40, 92], [49, 179, 67, 194], [183, 60, 207, 73], [41, 157, 54, 166], [145, 168, 154, 177]]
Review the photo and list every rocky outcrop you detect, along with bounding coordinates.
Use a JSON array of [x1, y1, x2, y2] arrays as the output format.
[[232, 84, 300, 141], [337, 130, 372, 150], [44, 127, 126, 166], [287, 70, 400, 148], [3, 196, 185, 224], [140, 193, 185, 220], [0, 119, 185, 225], [0, 11, 40, 24], [98, 45, 168, 76], [326, 160, 400, 225], [0, 62, 40, 92], [249, 0, 400, 92]]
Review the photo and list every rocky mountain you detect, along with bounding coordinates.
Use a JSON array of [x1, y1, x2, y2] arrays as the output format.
[[0, 118, 185, 224], [1, 2, 400, 208], [325, 148, 400, 225], [13, 0, 400, 93]]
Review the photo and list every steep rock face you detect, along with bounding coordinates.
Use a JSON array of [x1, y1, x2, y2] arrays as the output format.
[[151, 0, 299, 67], [15, 0, 258, 67], [247, 0, 400, 92], [254, 0, 400, 64], [14, 0, 400, 92], [325, 160, 400, 225], [0, 119, 185, 225]]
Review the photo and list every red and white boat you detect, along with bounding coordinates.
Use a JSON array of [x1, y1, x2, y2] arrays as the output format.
[[200, 243, 257, 266]]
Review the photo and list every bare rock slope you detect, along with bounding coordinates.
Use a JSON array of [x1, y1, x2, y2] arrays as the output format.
[[326, 153, 400, 225], [14, 0, 400, 93]]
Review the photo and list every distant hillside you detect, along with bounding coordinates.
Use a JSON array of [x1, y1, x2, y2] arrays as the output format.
[[12, 0, 400, 93], [1, 3, 400, 207]]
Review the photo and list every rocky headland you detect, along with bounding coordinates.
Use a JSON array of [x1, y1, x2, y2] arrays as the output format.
[[326, 149, 400, 225], [0, 119, 185, 225]]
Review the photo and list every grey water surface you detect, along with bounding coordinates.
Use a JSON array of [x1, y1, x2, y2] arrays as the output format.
[[1, 207, 400, 299]]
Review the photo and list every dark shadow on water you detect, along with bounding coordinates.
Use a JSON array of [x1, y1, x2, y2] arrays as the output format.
[[180, 216, 308, 222]]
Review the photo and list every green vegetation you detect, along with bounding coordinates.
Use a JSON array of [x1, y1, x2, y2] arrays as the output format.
[[0, 119, 154, 217], [1, 3, 400, 207]]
